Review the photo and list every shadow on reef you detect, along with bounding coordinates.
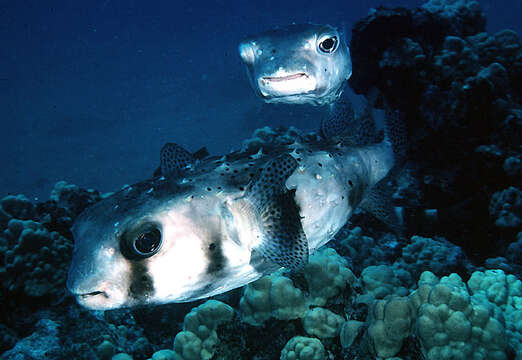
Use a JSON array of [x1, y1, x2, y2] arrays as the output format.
[[0, 0, 521, 359]]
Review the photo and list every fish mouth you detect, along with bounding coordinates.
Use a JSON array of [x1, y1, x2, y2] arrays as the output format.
[[70, 287, 125, 310], [78, 290, 109, 299], [260, 72, 308, 83], [257, 72, 317, 99]]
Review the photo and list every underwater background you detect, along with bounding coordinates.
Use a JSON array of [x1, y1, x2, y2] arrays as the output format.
[[1, 0, 521, 359]]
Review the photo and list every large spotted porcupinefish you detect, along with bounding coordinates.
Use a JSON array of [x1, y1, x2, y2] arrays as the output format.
[[238, 24, 352, 105], [67, 103, 404, 310]]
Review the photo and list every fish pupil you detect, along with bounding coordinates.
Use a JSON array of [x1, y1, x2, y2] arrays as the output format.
[[319, 36, 337, 53], [134, 229, 161, 255]]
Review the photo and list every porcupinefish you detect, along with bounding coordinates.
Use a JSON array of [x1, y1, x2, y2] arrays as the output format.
[[238, 24, 352, 105], [67, 103, 404, 310]]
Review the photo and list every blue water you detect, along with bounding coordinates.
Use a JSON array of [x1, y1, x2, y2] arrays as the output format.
[[2, 0, 520, 200]]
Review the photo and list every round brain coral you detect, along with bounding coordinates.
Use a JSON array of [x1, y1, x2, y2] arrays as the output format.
[[280, 336, 326, 360], [173, 300, 234, 360], [239, 271, 306, 326]]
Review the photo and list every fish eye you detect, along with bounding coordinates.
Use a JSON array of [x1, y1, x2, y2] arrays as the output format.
[[318, 36, 338, 54], [121, 223, 162, 260]]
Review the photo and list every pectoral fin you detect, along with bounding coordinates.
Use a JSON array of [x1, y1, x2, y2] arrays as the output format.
[[247, 154, 309, 269]]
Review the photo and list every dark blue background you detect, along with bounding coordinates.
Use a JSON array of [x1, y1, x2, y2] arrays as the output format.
[[1, 0, 520, 199]]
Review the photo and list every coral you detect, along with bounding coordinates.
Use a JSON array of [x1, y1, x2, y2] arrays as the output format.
[[49, 180, 104, 217], [1, 218, 72, 297], [239, 271, 306, 326], [1, 319, 61, 359], [334, 226, 390, 274], [36, 180, 103, 238], [348, 1, 521, 258], [415, 273, 507, 360], [468, 269, 522, 310], [302, 247, 356, 306], [0, 194, 35, 228], [489, 187, 522, 228], [421, 0, 485, 36], [504, 156, 522, 178], [507, 232, 522, 265], [339, 320, 364, 349], [364, 271, 516, 359], [151, 349, 176, 360], [173, 300, 234, 360], [302, 307, 344, 339], [0, 324, 18, 353], [358, 265, 409, 303], [367, 296, 413, 358], [467, 269, 522, 358], [239, 248, 354, 326], [396, 235, 468, 280], [280, 336, 326, 360], [112, 354, 133, 360], [96, 339, 116, 359], [485, 256, 516, 275]]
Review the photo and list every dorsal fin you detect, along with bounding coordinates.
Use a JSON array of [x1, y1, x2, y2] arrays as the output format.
[[246, 154, 308, 270], [160, 143, 195, 177], [192, 146, 209, 160]]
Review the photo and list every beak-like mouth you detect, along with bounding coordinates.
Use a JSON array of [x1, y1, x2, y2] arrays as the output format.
[[260, 72, 308, 84], [257, 72, 317, 99], [72, 288, 125, 310], [78, 290, 108, 299]]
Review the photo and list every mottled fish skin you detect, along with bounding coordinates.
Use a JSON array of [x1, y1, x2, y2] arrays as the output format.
[[239, 24, 352, 105], [67, 131, 395, 310]]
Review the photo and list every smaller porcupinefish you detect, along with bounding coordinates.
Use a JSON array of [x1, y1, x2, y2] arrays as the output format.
[[238, 23, 352, 105]]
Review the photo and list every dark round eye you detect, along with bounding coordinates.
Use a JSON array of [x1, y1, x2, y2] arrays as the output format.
[[121, 223, 162, 260], [133, 228, 162, 256], [319, 36, 338, 53]]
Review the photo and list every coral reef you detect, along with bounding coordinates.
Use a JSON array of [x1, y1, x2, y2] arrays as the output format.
[[349, 0, 522, 261]]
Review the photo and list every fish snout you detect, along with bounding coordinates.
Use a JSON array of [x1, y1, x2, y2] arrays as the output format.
[[238, 41, 256, 65], [67, 268, 126, 310]]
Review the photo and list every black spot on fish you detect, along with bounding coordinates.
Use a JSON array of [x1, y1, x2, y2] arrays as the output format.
[[206, 234, 225, 274], [128, 261, 154, 301]]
